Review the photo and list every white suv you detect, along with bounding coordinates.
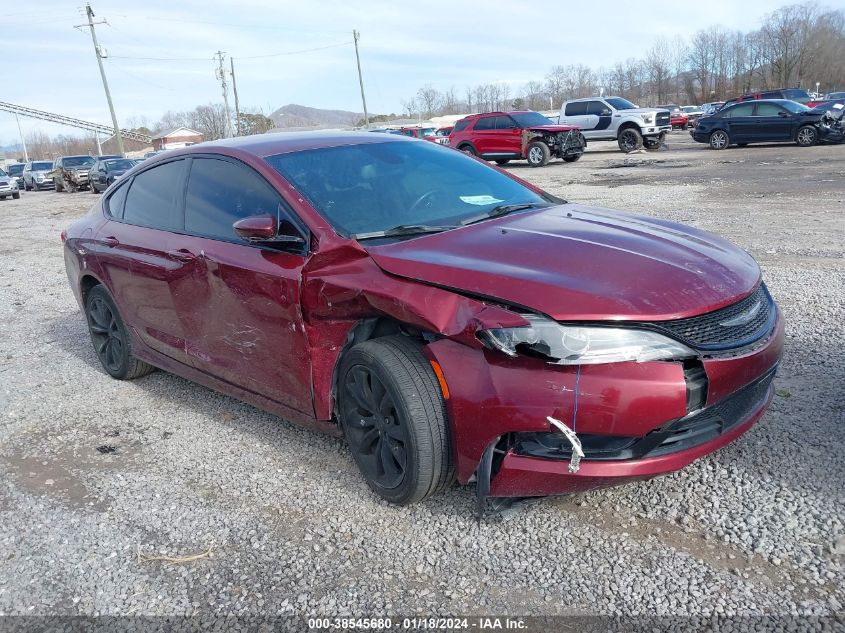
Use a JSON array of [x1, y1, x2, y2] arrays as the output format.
[[559, 96, 671, 152]]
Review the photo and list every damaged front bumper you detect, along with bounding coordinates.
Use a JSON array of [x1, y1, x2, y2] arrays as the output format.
[[425, 309, 784, 501]]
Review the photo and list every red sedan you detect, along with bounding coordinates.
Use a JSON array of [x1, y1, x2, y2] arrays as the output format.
[[62, 133, 783, 511]]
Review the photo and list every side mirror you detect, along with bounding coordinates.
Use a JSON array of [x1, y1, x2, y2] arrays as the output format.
[[233, 214, 306, 247]]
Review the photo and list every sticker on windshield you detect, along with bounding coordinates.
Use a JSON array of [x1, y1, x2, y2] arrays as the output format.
[[460, 195, 504, 206]]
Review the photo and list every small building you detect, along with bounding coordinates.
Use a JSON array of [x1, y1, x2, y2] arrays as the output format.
[[151, 127, 203, 151]]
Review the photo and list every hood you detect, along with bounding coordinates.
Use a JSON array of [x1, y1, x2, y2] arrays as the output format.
[[366, 205, 760, 322], [623, 107, 669, 115], [528, 124, 579, 132]]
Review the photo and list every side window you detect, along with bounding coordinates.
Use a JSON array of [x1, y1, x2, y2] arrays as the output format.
[[586, 101, 608, 115], [106, 179, 131, 219], [754, 103, 784, 117], [184, 158, 290, 243], [472, 116, 495, 131], [452, 119, 469, 133], [494, 116, 516, 129], [564, 102, 588, 116], [725, 103, 754, 118], [123, 159, 187, 231]]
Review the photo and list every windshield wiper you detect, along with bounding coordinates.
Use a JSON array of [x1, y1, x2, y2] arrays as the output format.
[[460, 202, 552, 226], [352, 224, 460, 240]]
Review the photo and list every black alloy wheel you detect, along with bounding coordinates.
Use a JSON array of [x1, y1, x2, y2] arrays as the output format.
[[85, 285, 155, 380], [343, 364, 408, 490], [618, 127, 643, 153], [338, 336, 454, 505]]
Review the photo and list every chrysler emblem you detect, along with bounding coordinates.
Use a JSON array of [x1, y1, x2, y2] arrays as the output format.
[[719, 301, 762, 327]]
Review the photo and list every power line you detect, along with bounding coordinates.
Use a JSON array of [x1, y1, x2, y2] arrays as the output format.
[[235, 41, 352, 61], [101, 11, 348, 34]]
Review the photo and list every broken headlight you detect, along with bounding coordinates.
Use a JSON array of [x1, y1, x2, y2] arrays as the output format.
[[478, 315, 694, 365]]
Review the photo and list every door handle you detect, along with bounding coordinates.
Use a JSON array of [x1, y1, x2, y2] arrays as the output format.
[[102, 236, 119, 247], [167, 248, 197, 263]]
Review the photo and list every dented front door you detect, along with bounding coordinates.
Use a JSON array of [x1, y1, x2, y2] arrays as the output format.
[[169, 156, 314, 415]]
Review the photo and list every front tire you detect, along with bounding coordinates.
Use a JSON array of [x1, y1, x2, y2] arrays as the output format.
[[494, 159, 510, 165], [709, 130, 730, 150], [562, 153, 582, 162], [526, 141, 550, 167], [796, 125, 817, 147], [338, 335, 454, 505], [54, 178, 63, 192], [618, 127, 643, 153], [12, 192, 20, 200], [85, 285, 155, 380]]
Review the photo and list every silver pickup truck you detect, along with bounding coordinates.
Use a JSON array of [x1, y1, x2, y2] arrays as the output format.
[[559, 96, 671, 152]]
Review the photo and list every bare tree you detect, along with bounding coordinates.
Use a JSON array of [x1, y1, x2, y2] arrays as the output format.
[[416, 84, 442, 118], [646, 38, 673, 103]]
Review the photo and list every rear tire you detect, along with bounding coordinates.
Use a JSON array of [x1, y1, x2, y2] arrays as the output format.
[[85, 285, 155, 380], [796, 125, 817, 147], [709, 130, 730, 150], [458, 144, 477, 156], [526, 141, 550, 167], [338, 335, 454, 505], [617, 127, 643, 153], [494, 159, 510, 165]]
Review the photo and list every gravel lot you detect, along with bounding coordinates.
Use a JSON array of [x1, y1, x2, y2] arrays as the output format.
[[0, 132, 842, 625]]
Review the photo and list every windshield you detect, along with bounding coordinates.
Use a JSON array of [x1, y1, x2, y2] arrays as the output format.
[[31, 162, 53, 170], [0, 169, 6, 177], [825, 92, 845, 100], [7, 164, 23, 175], [419, 128, 437, 137], [780, 101, 811, 113], [682, 106, 697, 112], [605, 97, 637, 110], [266, 140, 547, 238], [510, 112, 553, 127], [64, 156, 95, 168], [105, 159, 135, 170], [782, 89, 811, 104]]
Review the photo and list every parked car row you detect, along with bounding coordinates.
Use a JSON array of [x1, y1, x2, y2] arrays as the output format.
[[691, 99, 844, 149], [1, 156, 147, 196]]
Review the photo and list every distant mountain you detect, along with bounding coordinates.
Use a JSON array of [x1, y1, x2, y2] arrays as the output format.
[[269, 104, 364, 129]]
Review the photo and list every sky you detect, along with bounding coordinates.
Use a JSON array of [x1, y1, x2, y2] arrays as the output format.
[[0, 0, 813, 147]]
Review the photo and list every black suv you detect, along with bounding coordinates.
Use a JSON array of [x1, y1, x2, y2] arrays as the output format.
[[723, 88, 812, 108]]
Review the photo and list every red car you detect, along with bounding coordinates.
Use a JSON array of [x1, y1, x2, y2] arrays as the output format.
[[449, 110, 585, 167], [656, 104, 690, 130], [63, 132, 783, 512], [394, 126, 448, 145]]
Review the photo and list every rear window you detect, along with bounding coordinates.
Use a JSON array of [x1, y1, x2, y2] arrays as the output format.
[[472, 117, 495, 131], [123, 159, 187, 231], [564, 102, 588, 116], [452, 119, 470, 133]]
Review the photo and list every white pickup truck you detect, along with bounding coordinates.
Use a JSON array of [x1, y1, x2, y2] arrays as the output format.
[[559, 96, 671, 152]]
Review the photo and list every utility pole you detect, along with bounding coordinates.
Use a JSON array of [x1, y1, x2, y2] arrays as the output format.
[[352, 30, 369, 129], [14, 114, 28, 162], [215, 51, 233, 138], [81, 3, 124, 156], [230, 57, 241, 136], [94, 132, 103, 156]]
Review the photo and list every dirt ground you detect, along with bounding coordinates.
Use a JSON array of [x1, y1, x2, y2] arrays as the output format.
[[0, 130, 842, 622]]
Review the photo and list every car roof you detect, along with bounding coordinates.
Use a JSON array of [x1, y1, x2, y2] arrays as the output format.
[[174, 130, 416, 159]]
